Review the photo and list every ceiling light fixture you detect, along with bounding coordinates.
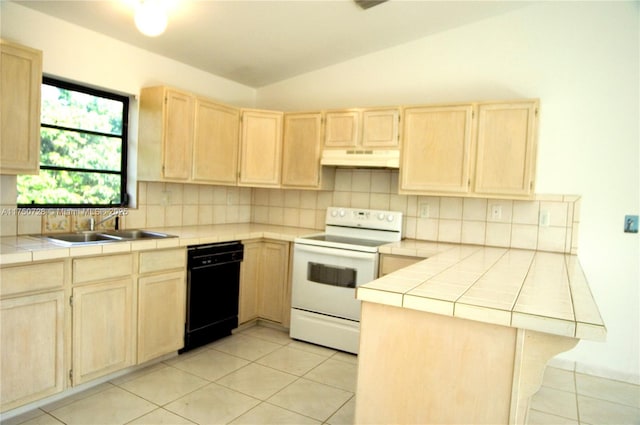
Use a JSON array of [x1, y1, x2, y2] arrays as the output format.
[[134, 0, 168, 37]]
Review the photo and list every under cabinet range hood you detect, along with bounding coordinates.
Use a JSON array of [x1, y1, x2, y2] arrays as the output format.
[[320, 149, 400, 168]]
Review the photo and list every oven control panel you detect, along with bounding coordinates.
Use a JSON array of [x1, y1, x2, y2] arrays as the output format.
[[326, 207, 402, 232]]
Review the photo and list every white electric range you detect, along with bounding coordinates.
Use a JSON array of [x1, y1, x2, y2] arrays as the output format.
[[290, 207, 402, 353]]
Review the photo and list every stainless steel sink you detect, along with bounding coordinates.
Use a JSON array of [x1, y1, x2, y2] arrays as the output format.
[[37, 229, 176, 246], [100, 229, 175, 240]]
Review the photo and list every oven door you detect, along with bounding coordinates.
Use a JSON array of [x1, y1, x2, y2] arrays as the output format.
[[291, 243, 378, 321]]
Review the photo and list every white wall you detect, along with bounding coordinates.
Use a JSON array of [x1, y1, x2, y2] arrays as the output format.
[[0, 2, 256, 105], [257, 2, 640, 382], [0, 1, 256, 207]]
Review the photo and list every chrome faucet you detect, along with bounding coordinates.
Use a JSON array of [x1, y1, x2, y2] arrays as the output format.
[[89, 212, 120, 231]]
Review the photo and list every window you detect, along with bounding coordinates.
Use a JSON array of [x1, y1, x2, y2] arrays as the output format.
[[17, 77, 129, 207]]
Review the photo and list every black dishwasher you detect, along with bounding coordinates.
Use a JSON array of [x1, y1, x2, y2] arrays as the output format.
[[180, 241, 244, 353]]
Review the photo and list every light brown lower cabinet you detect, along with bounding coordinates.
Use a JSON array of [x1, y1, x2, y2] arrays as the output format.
[[239, 240, 261, 324], [137, 248, 187, 363], [0, 260, 67, 412], [239, 240, 291, 326], [0, 290, 66, 411], [71, 277, 136, 385]]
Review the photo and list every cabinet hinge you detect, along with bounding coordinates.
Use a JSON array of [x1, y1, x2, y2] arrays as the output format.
[[69, 369, 73, 382], [69, 295, 73, 307], [535, 108, 539, 116]]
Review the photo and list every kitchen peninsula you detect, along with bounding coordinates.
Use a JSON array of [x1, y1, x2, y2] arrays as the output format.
[[355, 241, 606, 425]]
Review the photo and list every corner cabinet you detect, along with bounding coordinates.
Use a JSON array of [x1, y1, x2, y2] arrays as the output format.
[[238, 240, 261, 324], [138, 86, 240, 185], [258, 241, 291, 324], [400, 100, 539, 199], [238, 109, 283, 187], [0, 40, 42, 175], [239, 240, 291, 326], [282, 112, 334, 189]]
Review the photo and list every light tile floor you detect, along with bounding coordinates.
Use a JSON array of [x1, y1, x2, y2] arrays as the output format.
[[2, 324, 639, 425]]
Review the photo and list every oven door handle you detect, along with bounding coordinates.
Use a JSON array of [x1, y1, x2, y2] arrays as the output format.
[[294, 243, 377, 260]]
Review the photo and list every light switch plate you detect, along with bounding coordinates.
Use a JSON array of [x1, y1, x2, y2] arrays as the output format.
[[624, 215, 638, 233]]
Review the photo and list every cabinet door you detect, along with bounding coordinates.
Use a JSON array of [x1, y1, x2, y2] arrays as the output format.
[[324, 110, 360, 148], [138, 271, 186, 363], [72, 278, 135, 385], [0, 41, 42, 174], [192, 99, 240, 184], [282, 112, 323, 188], [400, 105, 474, 194], [258, 241, 289, 323], [238, 109, 283, 187], [362, 108, 400, 148], [162, 89, 193, 180], [1, 291, 65, 411], [239, 241, 261, 324], [474, 101, 538, 198]]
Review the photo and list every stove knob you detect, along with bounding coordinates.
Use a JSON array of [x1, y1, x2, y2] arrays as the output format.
[[330, 209, 338, 217], [377, 213, 386, 221], [339, 209, 346, 217], [387, 214, 395, 222]]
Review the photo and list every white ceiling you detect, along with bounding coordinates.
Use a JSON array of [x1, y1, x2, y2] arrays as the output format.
[[14, 0, 531, 88]]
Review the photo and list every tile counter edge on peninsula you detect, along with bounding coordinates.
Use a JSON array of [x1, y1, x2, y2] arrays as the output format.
[[354, 244, 606, 425]]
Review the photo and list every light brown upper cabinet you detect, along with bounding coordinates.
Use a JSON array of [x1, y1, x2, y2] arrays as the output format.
[[400, 104, 475, 195], [0, 40, 42, 175], [138, 86, 240, 184], [138, 86, 193, 181], [282, 112, 334, 189], [238, 109, 283, 187], [361, 108, 400, 148], [473, 101, 538, 198], [324, 108, 400, 148], [324, 110, 360, 147], [192, 99, 240, 184], [400, 100, 539, 199]]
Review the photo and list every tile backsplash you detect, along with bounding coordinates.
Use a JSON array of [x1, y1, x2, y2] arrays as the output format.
[[2, 170, 580, 254], [251, 169, 581, 254]]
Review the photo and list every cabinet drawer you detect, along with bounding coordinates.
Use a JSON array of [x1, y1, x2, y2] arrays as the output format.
[[0, 261, 65, 297], [139, 248, 186, 274], [73, 254, 133, 284], [379, 254, 423, 276]]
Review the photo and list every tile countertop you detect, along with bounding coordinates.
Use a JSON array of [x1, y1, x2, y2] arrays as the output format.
[[360, 240, 606, 342], [0, 223, 318, 265]]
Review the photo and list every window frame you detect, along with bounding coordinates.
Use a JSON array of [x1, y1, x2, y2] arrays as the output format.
[[18, 76, 129, 208]]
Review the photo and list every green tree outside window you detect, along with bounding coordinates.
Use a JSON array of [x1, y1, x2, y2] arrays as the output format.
[[17, 78, 128, 206]]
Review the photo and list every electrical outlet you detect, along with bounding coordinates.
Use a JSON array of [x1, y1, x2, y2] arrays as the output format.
[[490, 205, 502, 220], [539, 210, 550, 227], [624, 215, 638, 233], [419, 203, 430, 218]]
